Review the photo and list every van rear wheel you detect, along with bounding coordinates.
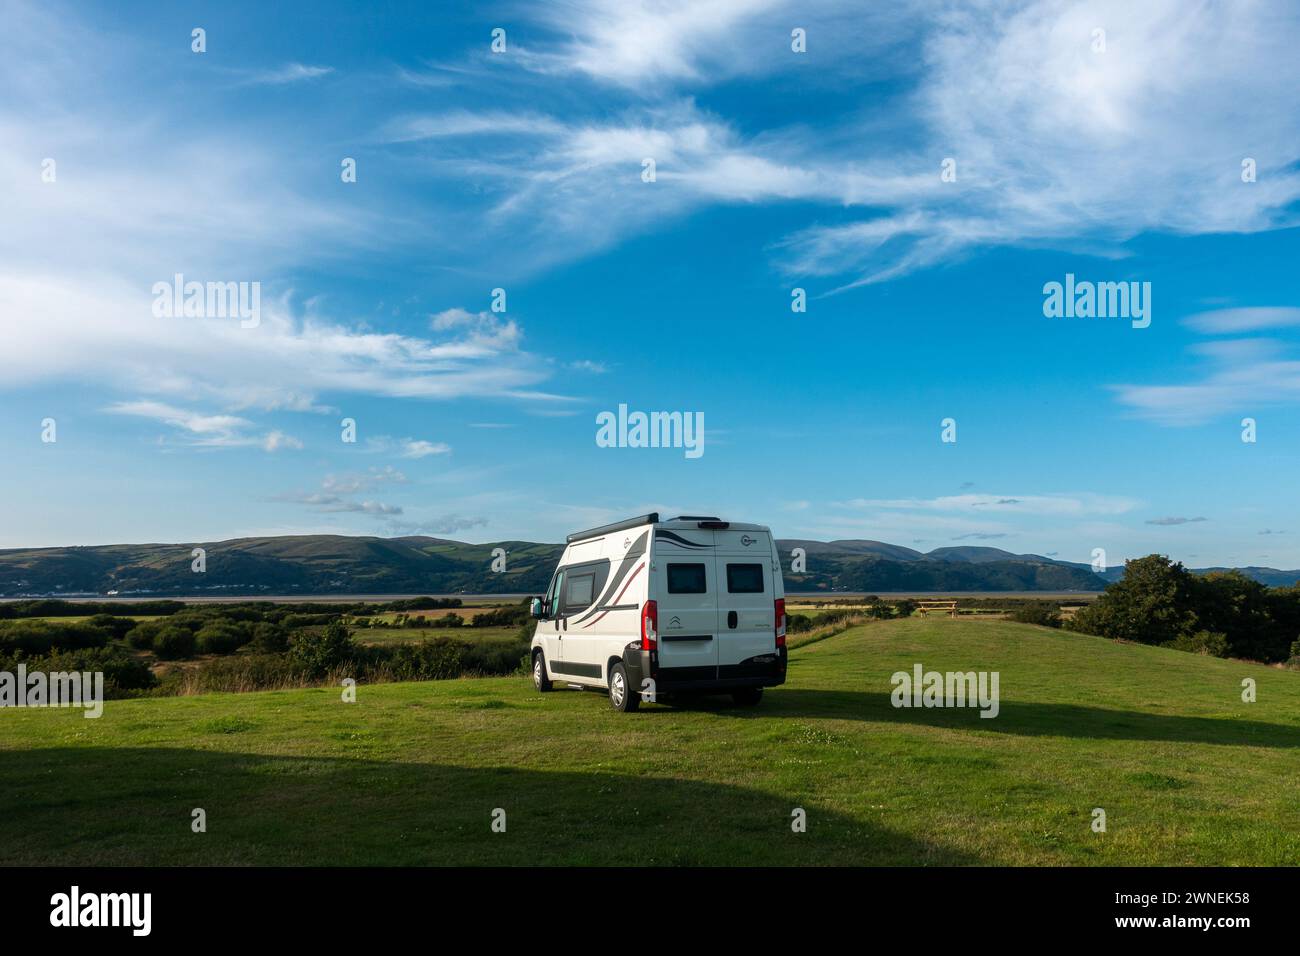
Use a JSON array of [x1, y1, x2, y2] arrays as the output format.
[[608, 662, 640, 713], [532, 651, 553, 692], [732, 687, 763, 706]]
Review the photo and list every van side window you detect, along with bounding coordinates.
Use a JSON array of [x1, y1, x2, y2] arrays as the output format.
[[546, 570, 565, 616], [564, 572, 595, 611], [726, 563, 765, 593], [667, 563, 707, 594]]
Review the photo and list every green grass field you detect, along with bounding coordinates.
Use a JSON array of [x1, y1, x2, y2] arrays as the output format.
[[1, 618, 1297, 865]]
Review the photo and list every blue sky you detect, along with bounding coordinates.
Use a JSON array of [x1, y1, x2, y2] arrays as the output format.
[[3, 0, 1300, 567]]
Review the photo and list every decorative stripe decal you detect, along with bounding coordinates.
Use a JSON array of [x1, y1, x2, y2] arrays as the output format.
[[569, 530, 648, 625], [581, 562, 644, 628], [655, 530, 712, 550]]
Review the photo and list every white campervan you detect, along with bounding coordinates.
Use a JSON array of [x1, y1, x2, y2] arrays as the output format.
[[529, 514, 787, 712]]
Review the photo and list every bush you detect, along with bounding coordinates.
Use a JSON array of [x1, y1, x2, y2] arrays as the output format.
[[248, 622, 289, 654], [287, 622, 357, 677], [126, 621, 162, 650], [0, 620, 111, 655], [432, 613, 464, 629], [0, 646, 158, 696], [1164, 629, 1229, 657], [194, 621, 251, 655], [282, 613, 340, 630], [470, 605, 531, 628], [894, 599, 918, 618], [152, 625, 197, 660], [786, 613, 815, 634], [87, 613, 137, 640], [1010, 601, 1062, 628], [865, 601, 894, 620]]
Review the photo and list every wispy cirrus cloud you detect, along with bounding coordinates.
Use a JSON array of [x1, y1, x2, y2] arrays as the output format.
[[410, 1, 1300, 289], [1184, 307, 1300, 334], [235, 62, 334, 86], [1112, 337, 1300, 425], [840, 493, 1138, 517], [105, 400, 302, 452]]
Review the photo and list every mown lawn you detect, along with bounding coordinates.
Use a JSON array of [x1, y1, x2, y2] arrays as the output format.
[[1, 618, 1297, 865]]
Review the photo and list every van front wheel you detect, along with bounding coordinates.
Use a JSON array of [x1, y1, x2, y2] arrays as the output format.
[[532, 652, 553, 692], [731, 687, 763, 706], [608, 662, 640, 713]]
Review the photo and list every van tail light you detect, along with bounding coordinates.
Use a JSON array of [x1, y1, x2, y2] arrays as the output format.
[[641, 600, 658, 651], [774, 598, 786, 648]]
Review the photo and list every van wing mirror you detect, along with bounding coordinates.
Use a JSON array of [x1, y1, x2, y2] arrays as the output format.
[[529, 597, 544, 619]]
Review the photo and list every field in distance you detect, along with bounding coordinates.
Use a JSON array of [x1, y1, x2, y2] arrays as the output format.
[[2, 617, 1295, 866]]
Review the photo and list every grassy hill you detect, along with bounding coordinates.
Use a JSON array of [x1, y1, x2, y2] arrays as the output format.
[[2, 617, 1297, 865]]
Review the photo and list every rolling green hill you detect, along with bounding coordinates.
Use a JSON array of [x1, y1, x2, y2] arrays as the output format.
[[2, 533, 1296, 597], [0, 534, 1106, 597], [1, 618, 1295, 865]]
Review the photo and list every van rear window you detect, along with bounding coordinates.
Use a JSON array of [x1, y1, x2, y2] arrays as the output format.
[[667, 563, 707, 594], [726, 563, 765, 593]]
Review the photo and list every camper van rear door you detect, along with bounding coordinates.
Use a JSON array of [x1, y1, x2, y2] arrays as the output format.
[[655, 529, 720, 681], [715, 536, 775, 669]]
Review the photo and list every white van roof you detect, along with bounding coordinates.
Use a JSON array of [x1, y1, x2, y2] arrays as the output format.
[[565, 513, 770, 545]]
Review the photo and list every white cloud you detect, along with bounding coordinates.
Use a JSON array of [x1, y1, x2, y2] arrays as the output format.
[[1112, 338, 1300, 425], [401, 439, 452, 459], [262, 430, 304, 452], [322, 467, 409, 494], [840, 493, 1139, 517], [237, 63, 334, 86], [1184, 307, 1300, 334], [106, 400, 301, 452], [424, 1, 1300, 287]]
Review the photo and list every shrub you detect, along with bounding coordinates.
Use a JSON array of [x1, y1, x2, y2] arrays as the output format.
[[282, 613, 340, 629], [287, 622, 357, 677], [1010, 601, 1062, 628], [1164, 629, 1229, 657], [152, 625, 197, 660], [865, 601, 895, 620], [894, 599, 918, 618], [248, 622, 289, 654], [87, 613, 137, 640], [470, 605, 531, 628], [194, 621, 251, 655], [0, 646, 158, 696], [126, 621, 162, 650], [0, 620, 111, 655], [432, 613, 464, 629], [786, 613, 815, 634]]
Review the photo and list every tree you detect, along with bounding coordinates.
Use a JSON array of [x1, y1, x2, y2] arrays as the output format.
[[1070, 554, 1199, 646]]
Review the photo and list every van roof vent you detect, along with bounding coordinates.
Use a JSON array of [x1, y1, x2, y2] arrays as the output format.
[[672, 515, 721, 521]]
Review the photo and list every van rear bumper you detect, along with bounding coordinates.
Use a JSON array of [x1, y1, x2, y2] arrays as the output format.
[[622, 644, 787, 696]]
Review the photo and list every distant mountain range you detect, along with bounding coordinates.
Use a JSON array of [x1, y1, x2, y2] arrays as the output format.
[[1, 534, 1297, 598]]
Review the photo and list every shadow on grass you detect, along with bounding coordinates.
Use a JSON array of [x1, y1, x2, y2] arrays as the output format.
[[653, 688, 1300, 748], [0, 746, 971, 866]]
